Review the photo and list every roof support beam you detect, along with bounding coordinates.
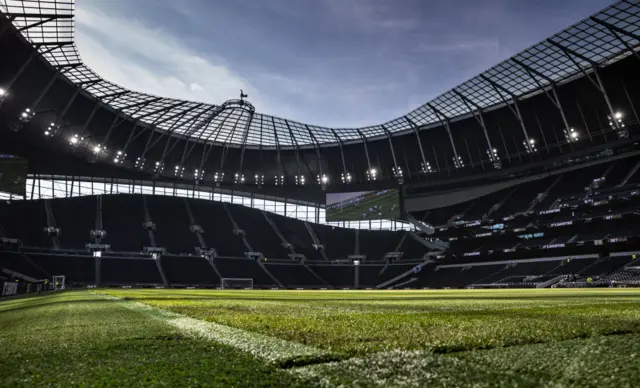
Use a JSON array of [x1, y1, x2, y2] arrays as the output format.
[[284, 120, 311, 180], [180, 105, 226, 165], [2, 47, 39, 91], [100, 99, 153, 147], [54, 62, 82, 70], [16, 16, 57, 32], [215, 112, 244, 172], [381, 125, 399, 174], [547, 39, 619, 129], [356, 129, 373, 176], [141, 103, 204, 161], [511, 59, 571, 135], [113, 96, 163, 113], [451, 89, 495, 158], [305, 125, 324, 181], [26, 71, 59, 114], [427, 103, 461, 163], [479, 75, 532, 144], [158, 106, 210, 168], [52, 87, 79, 129], [270, 117, 286, 180], [404, 117, 428, 173], [193, 110, 230, 173], [122, 101, 187, 152], [0, 16, 17, 39], [590, 16, 640, 62], [330, 130, 349, 181], [1, 13, 74, 19], [238, 113, 255, 173]]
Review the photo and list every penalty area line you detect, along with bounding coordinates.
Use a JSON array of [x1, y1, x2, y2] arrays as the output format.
[[93, 292, 332, 366]]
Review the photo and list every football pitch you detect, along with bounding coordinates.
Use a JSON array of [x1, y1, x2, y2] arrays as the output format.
[[1, 289, 640, 387]]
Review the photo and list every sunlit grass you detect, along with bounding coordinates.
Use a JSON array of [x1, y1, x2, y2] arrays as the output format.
[[103, 288, 640, 355], [0, 291, 305, 387]]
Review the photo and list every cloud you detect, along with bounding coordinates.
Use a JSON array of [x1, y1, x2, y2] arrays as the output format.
[[74, 5, 268, 109]]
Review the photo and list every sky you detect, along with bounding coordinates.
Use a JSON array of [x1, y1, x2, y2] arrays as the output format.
[[74, 0, 615, 128]]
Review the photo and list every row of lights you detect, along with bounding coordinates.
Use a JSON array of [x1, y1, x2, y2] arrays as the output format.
[[452, 155, 465, 169]]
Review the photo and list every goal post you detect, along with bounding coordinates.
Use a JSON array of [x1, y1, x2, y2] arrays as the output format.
[[220, 278, 254, 289]]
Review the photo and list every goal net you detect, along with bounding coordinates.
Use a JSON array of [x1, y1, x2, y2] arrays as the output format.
[[221, 278, 254, 289]]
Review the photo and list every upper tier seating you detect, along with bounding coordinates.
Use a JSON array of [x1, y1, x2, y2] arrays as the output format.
[[264, 263, 322, 288], [160, 255, 219, 285], [101, 258, 162, 284], [102, 195, 149, 252], [213, 257, 276, 287], [358, 230, 404, 261], [310, 224, 355, 261], [309, 264, 354, 288], [147, 196, 199, 254], [188, 200, 246, 257], [228, 205, 289, 259], [49, 196, 95, 249]]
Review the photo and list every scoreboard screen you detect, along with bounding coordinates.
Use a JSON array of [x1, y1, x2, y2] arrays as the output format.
[[326, 189, 400, 222]]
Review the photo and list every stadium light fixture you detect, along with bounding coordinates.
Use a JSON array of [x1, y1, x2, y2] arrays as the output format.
[[234, 173, 245, 184], [195, 169, 206, 181], [254, 174, 264, 185], [0, 87, 6, 96], [318, 174, 329, 185], [69, 134, 79, 145], [213, 171, 223, 183], [19, 107, 34, 123], [421, 161, 433, 173], [608, 111, 628, 138], [135, 156, 145, 169], [295, 175, 306, 186], [153, 161, 164, 174], [114, 151, 126, 164], [341, 172, 352, 184], [564, 128, 579, 143], [523, 138, 537, 154], [366, 168, 378, 181], [173, 164, 184, 177], [452, 155, 464, 169]]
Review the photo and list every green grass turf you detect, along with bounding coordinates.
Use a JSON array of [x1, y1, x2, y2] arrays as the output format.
[[0, 291, 305, 387], [103, 288, 640, 356], [3, 289, 640, 387]]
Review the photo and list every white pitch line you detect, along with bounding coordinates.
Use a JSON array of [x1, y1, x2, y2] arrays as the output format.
[[96, 293, 329, 364]]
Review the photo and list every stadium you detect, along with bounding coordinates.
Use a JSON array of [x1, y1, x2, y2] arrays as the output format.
[[1, 0, 640, 386]]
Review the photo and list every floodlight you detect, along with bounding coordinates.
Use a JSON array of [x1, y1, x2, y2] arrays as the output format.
[[44, 130, 50, 136], [529, 138, 535, 144], [21, 112, 28, 118], [321, 174, 328, 184], [0, 88, 5, 96], [615, 112, 623, 120], [70, 136, 78, 144], [93, 145, 101, 154]]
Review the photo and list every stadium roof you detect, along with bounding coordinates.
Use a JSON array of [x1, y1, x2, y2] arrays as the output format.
[[1, 0, 640, 149]]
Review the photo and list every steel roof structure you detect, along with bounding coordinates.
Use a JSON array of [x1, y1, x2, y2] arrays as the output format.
[[1, 0, 640, 150]]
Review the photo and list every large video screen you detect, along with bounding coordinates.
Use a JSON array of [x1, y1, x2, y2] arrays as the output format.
[[0, 154, 27, 197], [326, 189, 400, 222]]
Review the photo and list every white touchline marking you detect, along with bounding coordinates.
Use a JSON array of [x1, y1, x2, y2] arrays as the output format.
[[95, 292, 329, 364]]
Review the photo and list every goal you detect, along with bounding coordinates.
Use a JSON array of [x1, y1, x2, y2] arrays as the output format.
[[221, 278, 254, 289]]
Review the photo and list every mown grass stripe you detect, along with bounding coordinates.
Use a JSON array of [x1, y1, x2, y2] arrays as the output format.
[[96, 292, 332, 364]]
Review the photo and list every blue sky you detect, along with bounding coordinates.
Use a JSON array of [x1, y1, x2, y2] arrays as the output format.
[[75, 0, 614, 128]]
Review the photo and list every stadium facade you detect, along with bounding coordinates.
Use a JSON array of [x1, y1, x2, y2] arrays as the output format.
[[1, 0, 640, 292]]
